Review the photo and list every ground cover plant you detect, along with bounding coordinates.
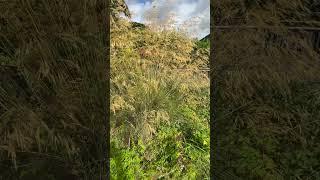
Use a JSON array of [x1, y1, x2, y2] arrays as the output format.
[[1, 0, 319, 179], [212, 0, 320, 179], [0, 0, 110, 179], [110, 17, 210, 179]]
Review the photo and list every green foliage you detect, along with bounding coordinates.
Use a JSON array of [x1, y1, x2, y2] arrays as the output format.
[[110, 20, 210, 179], [196, 39, 210, 49], [110, 141, 146, 180]]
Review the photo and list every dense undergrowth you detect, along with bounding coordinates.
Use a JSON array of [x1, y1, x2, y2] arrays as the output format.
[[214, 31, 320, 179], [1, 0, 320, 179], [0, 0, 109, 179], [110, 20, 210, 179], [212, 0, 320, 179]]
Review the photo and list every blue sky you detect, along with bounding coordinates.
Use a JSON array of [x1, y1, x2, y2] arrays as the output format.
[[125, 0, 210, 39]]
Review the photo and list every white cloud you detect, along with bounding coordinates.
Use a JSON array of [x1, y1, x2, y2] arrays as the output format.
[[125, 0, 209, 39]]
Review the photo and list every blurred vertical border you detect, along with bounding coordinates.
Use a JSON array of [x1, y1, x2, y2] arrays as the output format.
[[0, 0, 110, 179]]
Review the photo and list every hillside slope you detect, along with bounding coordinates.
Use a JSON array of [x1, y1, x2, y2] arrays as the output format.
[[110, 19, 210, 179]]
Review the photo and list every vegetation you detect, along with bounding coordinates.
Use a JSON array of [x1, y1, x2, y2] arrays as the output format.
[[110, 18, 210, 179], [1, 0, 319, 179], [0, 0, 109, 179], [1, 0, 210, 178], [212, 0, 320, 179]]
